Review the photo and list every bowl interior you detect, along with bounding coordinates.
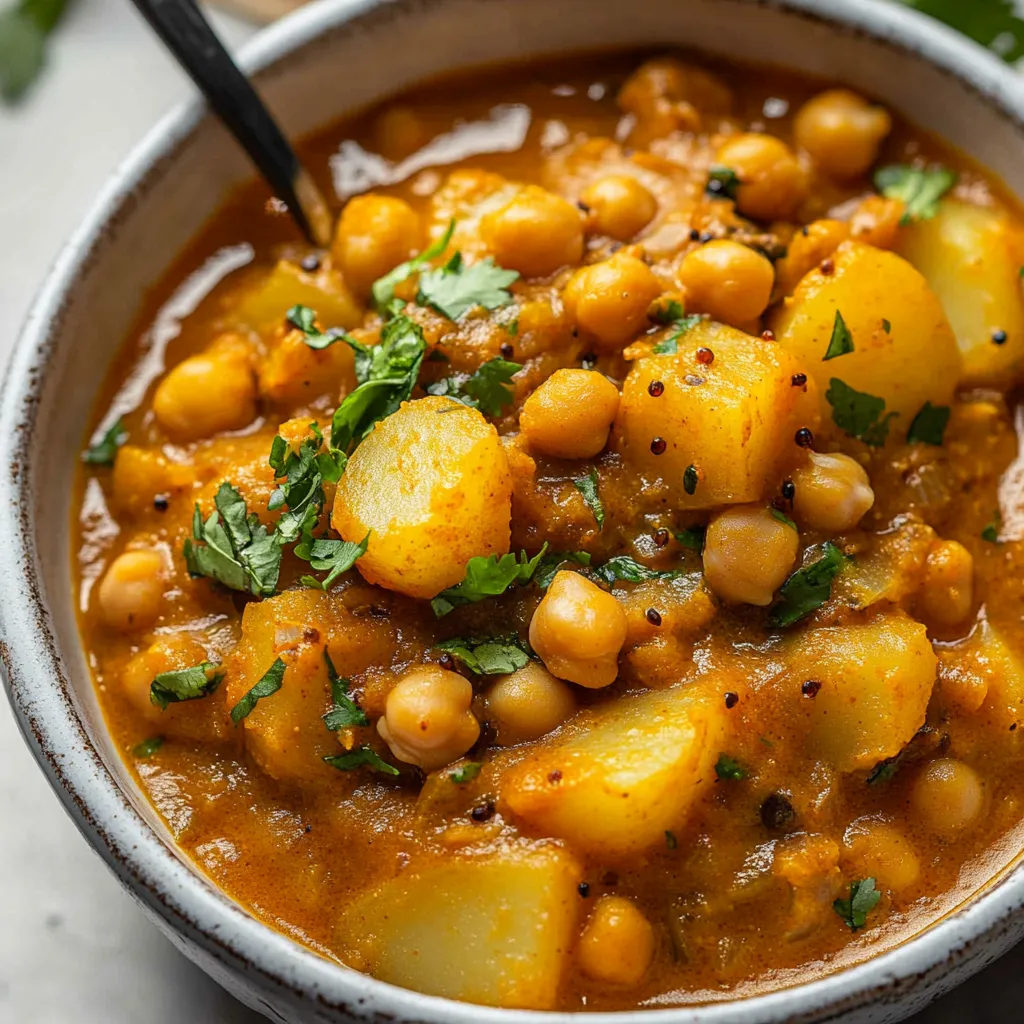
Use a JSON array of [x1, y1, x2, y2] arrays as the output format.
[[8, 1, 1024, 1021]]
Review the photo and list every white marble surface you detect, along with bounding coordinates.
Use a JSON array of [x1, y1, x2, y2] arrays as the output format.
[[0, 2, 1022, 1021]]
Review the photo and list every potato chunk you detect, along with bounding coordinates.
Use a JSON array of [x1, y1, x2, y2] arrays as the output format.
[[502, 684, 724, 857], [337, 845, 581, 1009], [784, 615, 937, 772], [332, 396, 512, 599], [771, 241, 961, 431], [899, 199, 1024, 385], [614, 321, 820, 507]]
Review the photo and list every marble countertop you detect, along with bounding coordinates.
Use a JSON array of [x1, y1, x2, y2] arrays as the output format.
[[0, 2, 1019, 1020]]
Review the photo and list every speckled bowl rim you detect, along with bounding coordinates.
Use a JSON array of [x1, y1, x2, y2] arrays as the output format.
[[4, 0, 1024, 1021]]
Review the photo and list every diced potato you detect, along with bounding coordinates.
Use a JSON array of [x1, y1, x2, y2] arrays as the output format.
[[257, 327, 358, 409], [333, 396, 513, 599], [337, 845, 581, 1009], [614, 320, 820, 507], [771, 241, 962, 431], [111, 445, 196, 517], [231, 260, 361, 337], [501, 684, 724, 856], [899, 199, 1024, 385], [784, 615, 937, 772], [939, 618, 1024, 728]]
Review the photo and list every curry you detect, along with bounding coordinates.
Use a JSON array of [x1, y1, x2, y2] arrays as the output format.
[[75, 51, 1024, 1011]]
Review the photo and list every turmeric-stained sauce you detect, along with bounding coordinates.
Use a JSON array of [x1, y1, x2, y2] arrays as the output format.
[[75, 52, 1024, 1010]]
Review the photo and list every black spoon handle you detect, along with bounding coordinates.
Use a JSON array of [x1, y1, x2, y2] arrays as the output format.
[[130, 0, 333, 247]]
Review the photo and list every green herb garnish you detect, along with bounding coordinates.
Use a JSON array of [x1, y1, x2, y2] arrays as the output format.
[[653, 315, 704, 355], [770, 507, 798, 530], [322, 648, 368, 730], [769, 541, 849, 628], [426, 357, 521, 417], [833, 877, 881, 931], [906, 401, 950, 446], [900, 0, 1024, 64], [0, 0, 71, 102], [418, 251, 519, 321], [674, 527, 706, 553], [824, 310, 854, 360], [436, 635, 531, 675], [574, 469, 605, 529], [664, 830, 679, 850], [591, 556, 682, 585], [299, 532, 370, 591], [82, 417, 127, 467], [882, 318, 892, 334], [533, 550, 592, 590], [132, 736, 164, 758], [285, 304, 349, 349], [825, 378, 897, 446], [982, 511, 1001, 543], [448, 762, 483, 784], [649, 298, 685, 325], [371, 219, 455, 315], [324, 747, 400, 776], [230, 657, 286, 724], [432, 544, 549, 617], [874, 164, 956, 224], [706, 165, 741, 200], [866, 758, 900, 786], [149, 661, 224, 711], [714, 753, 747, 781], [683, 465, 699, 495]]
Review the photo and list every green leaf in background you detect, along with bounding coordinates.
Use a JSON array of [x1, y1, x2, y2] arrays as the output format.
[[900, 0, 1024, 63], [0, 0, 70, 102]]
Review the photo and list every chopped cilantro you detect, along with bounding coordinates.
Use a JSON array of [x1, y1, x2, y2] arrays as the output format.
[[426, 357, 521, 417], [448, 761, 483, 784], [299, 532, 370, 591], [770, 506, 798, 530], [654, 315, 704, 354], [82, 417, 127, 467], [132, 736, 164, 758], [184, 483, 281, 596], [906, 401, 950, 446], [322, 648, 367, 730], [533, 550, 592, 590], [664, 830, 678, 850], [230, 657, 286, 724], [769, 541, 848, 628], [683, 465, 699, 495], [436, 635, 532, 675], [882, 318, 892, 334], [504, 318, 519, 336], [826, 378, 897, 446], [324, 746, 399, 776], [674, 526, 706, 553], [823, 310, 854, 360], [574, 469, 605, 529], [706, 165, 741, 200], [591, 556, 682, 585], [982, 511, 1001, 543], [432, 544, 549, 617], [371, 219, 455, 315], [649, 298, 685, 325], [874, 164, 956, 224], [418, 251, 519, 321], [833, 877, 881, 931], [285, 304, 349, 349], [150, 661, 224, 711], [714, 753, 747, 781]]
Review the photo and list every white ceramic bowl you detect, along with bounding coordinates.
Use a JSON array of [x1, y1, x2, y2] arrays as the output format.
[[4, 1, 1024, 1021]]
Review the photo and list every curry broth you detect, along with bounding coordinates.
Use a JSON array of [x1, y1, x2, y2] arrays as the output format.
[[74, 51, 1024, 1010]]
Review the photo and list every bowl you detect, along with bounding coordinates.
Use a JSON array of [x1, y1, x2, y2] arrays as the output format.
[[5, 1, 1024, 1021]]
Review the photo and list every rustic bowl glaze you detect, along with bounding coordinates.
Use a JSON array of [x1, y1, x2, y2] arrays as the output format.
[[4, 1, 1024, 1021]]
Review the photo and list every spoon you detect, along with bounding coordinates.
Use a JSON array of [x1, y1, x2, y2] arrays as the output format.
[[131, 0, 334, 248]]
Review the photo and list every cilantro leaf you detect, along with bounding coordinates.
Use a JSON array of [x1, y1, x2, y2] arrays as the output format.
[[448, 761, 483, 784], [322, 648, 368, 730], [285, 305, 350, 349], [418, 251, 519, 321], [906, 401, 950, 446], [230, 657, 286, 724], [435, 635, 532, 675], [982, 510, 1001, 543], [82, 417, 127, 467], [649, 298, 685, 325], [874, 164, 957, 224], [683, 465, 699, 495], [330, 315, 427, 451], [770, 506, 798, 530], [826, 378, 897, 446], [0, 0, 71, 102], [371, 219, 455, 316], [533, 550, 592, 590], [299, 531, 370, 590], [664, 830, 679, 850], [674, 527, 706, 553], [324, 746, 399, 776], [132, 736, 164, 758], [823, 310, 854, 360], [706, 165, 741, 200], [714, 753, 747, 781], [833, 877, 882, 931], [184, 483, 282, 596], [653, 315, 704, 354], [591, 556, 682, 585], [426, 357, 521, 417], [901, 0, 1024, 63], [432, 544, 548, 617], [769, 541, 848, 628], [573, 469, 605, 529], [150, 661, 224, 711]]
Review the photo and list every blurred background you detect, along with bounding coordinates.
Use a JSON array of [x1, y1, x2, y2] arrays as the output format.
[[1, 0, 1024, 1020]]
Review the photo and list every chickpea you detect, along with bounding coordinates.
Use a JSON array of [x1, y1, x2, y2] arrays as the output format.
[[790, 452, 874, 534], [519, 368, 620, 459], [677, 240, 774, 325], [372, 104, 429, 161], [152, 340, 257, 442], [98, 549, 165, 632], [332, 194, 421, 296], [715, 133, 807, 221], [849, 195, 905, 250], [580, 175, 658, 241], [774, 219, 849, 296], [529, 571, 628, 688], [480, 185, 583, 278], [702, 505, 799, 606], [842, 818, 921, 893], [577, 896, 656, 986], [920, 540, 974, 628], [484, 662, 577, 745], [910, 758, 984, 836], [794, 90, 892, 179], [377, 666, 480, 773], [564, 252, 663, 348]]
